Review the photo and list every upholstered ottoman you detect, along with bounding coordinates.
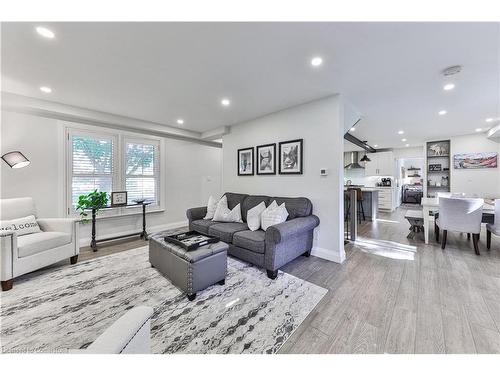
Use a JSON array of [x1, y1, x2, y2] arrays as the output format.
[[149, 232, 228, 301]]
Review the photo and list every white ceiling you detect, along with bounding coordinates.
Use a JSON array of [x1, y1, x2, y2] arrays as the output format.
[[2, 22, 499, 146]]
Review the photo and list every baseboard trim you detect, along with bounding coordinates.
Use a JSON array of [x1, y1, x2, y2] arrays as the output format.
[[78, 220, 188, 247], [311, 246, 346, 263]]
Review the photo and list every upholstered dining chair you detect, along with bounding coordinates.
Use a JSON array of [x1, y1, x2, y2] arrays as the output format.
[[435, 197, 484, 255], [486, 199, 500, 250]]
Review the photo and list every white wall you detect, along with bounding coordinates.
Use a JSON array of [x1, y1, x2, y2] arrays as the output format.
[[393, 146, 424, 159], [1, 110, 223, 244], [450, 133, 500, 196], [222, 95, 346, 263]]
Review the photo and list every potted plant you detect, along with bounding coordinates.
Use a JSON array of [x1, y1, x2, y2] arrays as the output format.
[[76, 190, 109, 223]]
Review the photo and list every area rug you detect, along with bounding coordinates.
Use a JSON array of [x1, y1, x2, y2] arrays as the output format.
[[0, 246, 327, 354]]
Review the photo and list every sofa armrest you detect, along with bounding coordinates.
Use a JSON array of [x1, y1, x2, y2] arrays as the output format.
[[186, 206, 208, 223], [80, 306, 154, 354], [1, 231, 18, 280], [266, 215, 320, 244], [37, 218, 78, 234]]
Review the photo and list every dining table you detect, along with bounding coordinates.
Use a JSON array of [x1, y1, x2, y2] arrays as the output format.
[[421, 197, 495, 244]]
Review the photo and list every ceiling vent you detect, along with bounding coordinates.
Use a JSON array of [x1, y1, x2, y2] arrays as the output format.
[[442, 65, 462, 77]]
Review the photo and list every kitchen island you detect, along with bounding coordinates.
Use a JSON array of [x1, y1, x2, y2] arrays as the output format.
[[344, 187, 379, 221]]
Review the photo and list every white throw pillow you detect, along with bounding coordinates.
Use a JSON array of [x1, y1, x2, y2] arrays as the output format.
[[261, 201, 289, 231], [212, 196, 243, 223], [246, 201, 267, 231], [0, 215, 41, 236], [203, 196, 219, 220]]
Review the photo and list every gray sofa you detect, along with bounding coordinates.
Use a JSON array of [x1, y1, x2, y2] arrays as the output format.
[[186, 193, 320, 279]]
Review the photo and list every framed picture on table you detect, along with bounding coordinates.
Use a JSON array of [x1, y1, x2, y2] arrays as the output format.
[[111, 191, 128, 206]]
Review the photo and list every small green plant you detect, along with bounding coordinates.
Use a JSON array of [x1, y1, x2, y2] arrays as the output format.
[[76, 190, 109, 223]]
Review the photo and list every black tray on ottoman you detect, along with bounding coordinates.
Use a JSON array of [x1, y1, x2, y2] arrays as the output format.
[[164, 230, 219, 251]]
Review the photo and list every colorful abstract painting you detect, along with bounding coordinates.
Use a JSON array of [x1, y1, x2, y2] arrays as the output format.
[[453, 152, 498, 169]]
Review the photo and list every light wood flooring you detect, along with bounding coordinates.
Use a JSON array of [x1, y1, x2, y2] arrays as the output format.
[[76, 208, 500, 354], [279, 208, 500, 354]]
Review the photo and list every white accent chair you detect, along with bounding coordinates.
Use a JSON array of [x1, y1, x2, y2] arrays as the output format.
[[71, 306, 154, 354], [486, 199, 499, 251], [435, 197, 484, 255], [0, 197, 79, 291]]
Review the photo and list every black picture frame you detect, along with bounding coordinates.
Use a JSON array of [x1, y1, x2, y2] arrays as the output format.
[[111, 191, 128, 206], [237, 147, 254, 176], [279, 139, 303, 174], [256, 143, 276, 175]]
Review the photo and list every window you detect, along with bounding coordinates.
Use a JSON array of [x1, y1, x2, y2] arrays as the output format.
[[125, 140, 159, 205], [70, 133, 116, 208], [65, 125, 162, 217]]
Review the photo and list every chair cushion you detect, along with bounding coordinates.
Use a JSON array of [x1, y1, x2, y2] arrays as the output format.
[[17, 231, 72, 258], [233, 230, 266, 254], [208, 222, 249, 243], [191, 219, 220, 235]]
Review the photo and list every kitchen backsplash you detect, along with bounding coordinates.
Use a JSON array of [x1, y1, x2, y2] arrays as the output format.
[[344, 169, 393, 186]]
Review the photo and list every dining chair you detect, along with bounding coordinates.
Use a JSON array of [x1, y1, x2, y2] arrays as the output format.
[[486, 199, 500, 250], [434, 192, 468, 240], [435, 197, 484, 255]]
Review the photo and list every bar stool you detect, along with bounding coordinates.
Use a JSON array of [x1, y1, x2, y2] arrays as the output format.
[[347, 187, 366, 224]]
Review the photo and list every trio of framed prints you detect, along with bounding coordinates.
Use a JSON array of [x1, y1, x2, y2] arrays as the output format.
[[238, 139, 303, 176]]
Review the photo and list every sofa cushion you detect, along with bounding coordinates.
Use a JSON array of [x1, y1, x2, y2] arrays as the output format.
[[17, 231, 72, 258], [233, 230, 266, 254], [191, 219, 220, 235], [270, 197, 312, 219], [224, 192, 249, 210], [208, 222, 249, 243], [241, 195, 270, 222]]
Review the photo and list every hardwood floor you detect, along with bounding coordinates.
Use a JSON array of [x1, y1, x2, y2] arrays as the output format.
[[75, 210, 500, 353], [279, 208, 500, 354]]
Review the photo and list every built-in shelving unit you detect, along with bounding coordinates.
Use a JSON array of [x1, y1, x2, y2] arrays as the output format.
[[425, 140, 451, 198]]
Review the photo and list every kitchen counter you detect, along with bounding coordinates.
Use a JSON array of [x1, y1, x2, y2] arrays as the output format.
[[344, 188, 379, 221]]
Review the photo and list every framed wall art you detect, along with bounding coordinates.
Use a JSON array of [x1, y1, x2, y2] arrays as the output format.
[[256, 143, 276, 175], [237, 147, 254, 176], [279, 139, 303, 174]]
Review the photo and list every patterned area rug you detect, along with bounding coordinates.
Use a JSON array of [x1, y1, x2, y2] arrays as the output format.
[[0, 246, 326, 354]]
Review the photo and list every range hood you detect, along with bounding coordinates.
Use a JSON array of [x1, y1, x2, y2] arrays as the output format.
[[345, 151, 364, 169]]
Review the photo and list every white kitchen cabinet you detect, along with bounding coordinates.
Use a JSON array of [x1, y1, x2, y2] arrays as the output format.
[[376, 186, 397, 211], [364, 151, 394, 176]]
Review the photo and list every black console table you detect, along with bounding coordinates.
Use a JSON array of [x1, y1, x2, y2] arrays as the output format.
[[90, 202, 152, 252]]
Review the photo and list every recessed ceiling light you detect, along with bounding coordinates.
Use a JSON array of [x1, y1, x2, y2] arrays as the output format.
[[176, 119, 184, 125], [36, 26, 55, 39], [39, 86, 52, 93], [406, 144, 410, 147], [310, 57, 323, 67], [438, 110, 447, 115], [398, 130, 404, 135], [350, 127, 356, 132], [401, 138, 407, 142], [485, 118, 494, 123], [443, 83, 455, 91], [475, 128, 483, 132], [221, 98, 230, 107]]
